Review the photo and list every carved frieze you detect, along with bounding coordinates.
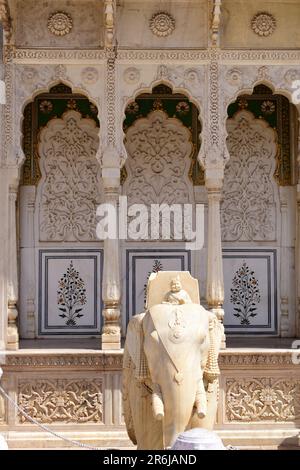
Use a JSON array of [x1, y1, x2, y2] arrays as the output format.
[[5, 353, 124, 369], [226, 377, 300, 422], [38, 110, 102, 241], [222, 110, 278, 241], [18, 379, 103, 424]]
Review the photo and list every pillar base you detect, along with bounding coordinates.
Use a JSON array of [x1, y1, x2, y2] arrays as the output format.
[[101, 307, 121, 350], [7, 327, 19, 351], [101, 334, 121, 350]]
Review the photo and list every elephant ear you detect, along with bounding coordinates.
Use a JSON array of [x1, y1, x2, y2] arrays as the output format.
[[124, 312, 150, 382], [203, 313, 224, 383], [122, 348, 137, 445], [123, 313, 156, 448]]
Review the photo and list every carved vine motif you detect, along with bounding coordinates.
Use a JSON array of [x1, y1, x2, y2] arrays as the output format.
[[18, 379, 103, 424], [57, 262, 87, 327], [226, 377, 300, 422], [124, 110, 193, 205], [38, 111, 102, 241], [221, 110, 277, 241], [124, 111, 194, 239], [230, 262, 261, 326]]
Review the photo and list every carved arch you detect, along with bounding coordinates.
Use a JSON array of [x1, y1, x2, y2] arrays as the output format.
[[222, 109, 279, 242], [21, 83, 100, 186], [37, 109, 102, 242], [123, 83, 203, 185]]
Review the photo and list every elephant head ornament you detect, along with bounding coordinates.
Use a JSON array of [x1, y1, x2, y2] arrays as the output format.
[[122, 272, 224, 450]]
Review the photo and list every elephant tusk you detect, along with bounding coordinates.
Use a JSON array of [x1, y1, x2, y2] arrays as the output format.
[[195, 384, 207, 419], [152, 383, 165, 421]]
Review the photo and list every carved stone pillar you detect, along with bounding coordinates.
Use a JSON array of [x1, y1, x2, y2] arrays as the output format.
[[296, 121, 300, 337], [279, 187, 290, 337], [101, 145, 121, 350], [19, 186, 36, 339], [205, 167, 225, 345], [0, 173, 8, 350], [7, 181, 19, 350]]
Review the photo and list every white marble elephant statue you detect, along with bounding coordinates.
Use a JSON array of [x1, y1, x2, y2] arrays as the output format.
[[122, 272, 224, 449]]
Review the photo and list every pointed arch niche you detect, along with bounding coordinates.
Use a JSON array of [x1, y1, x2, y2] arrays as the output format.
[[19, 83, 104, 340], [222, 84, 298, 338], [121, 84, 204, 326]]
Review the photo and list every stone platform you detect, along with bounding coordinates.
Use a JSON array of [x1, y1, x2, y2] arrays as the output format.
[[0, 340, 299, 450]]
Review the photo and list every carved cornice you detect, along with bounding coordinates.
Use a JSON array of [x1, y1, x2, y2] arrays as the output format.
[[2, 351, 297, 369], [11, 48, 300, 65], [3, 352, 124, 369], [13, 49, 106, 63], [220, 50, 300, 63], [219, 351, 295, 367], [117, 50, 210, 62]]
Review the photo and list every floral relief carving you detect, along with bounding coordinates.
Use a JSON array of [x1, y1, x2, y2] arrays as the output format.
[[225, 68, 243, 86], [81, 67, 99, 85], [38, 110, 102, 242], [221, 110, 278, 241], [251, 12, 276, 37], [149, 12, 175, 37], [124, 110, 193, 206], [123, 67, 141, 85], [48, 12, 73, 36], [18, 379, 103, 424], [226, 377, 300, 422], [284, 69, 300, 86], [124, 111, 194, 239]]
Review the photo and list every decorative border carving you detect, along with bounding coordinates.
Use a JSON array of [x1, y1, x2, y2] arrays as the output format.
[[219, 352, 295, 367], [2, 351, 297, 369], [106, 50, 116, 146], [117, 50, 210, 61], [220, 50, 300, 62], [14, 49, 106, 63], [12, 48, 300, 64], [4, 353, 124, 369]]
